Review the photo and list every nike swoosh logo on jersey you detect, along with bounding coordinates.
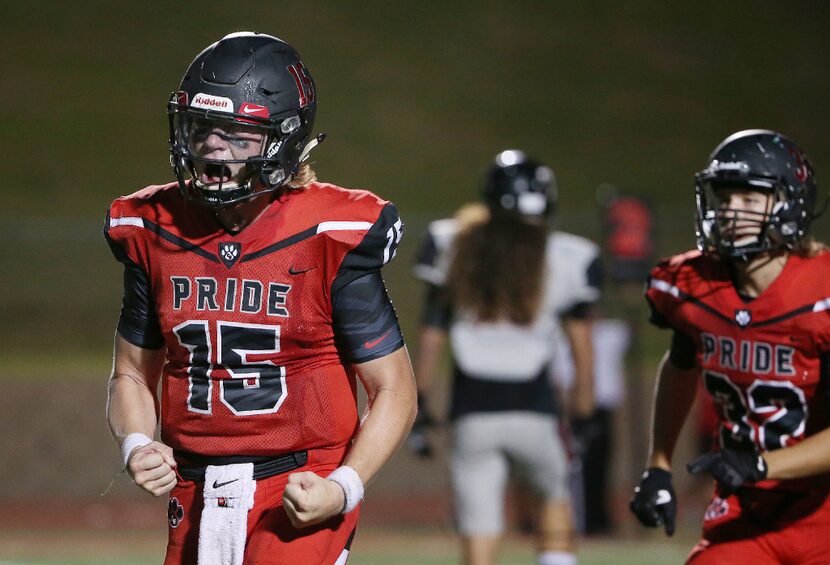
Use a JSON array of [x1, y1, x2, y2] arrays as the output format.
[[655, 489, 672, 505], [364, 329, 392, 350], [288, 266, 315, 275], [212, 478, 240, 489], [242, 106, 264, 114]]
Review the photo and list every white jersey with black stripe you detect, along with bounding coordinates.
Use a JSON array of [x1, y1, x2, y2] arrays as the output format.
[[415, 219, 600, 382]]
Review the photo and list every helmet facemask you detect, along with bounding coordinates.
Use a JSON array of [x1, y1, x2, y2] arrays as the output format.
[[695, 175, 787, 261], [168, 102, 311, 208]]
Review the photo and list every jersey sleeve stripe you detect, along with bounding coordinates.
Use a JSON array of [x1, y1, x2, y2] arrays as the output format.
[[649, 277, 734, 325], [316, 221, 373, 234], [650, 278, 681, 298], [110, 216, 145, 229], [109, 215, 220, 263]]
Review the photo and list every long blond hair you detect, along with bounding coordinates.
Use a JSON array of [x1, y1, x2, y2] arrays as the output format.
[[792, 236, 829, 258], [448, 203, 548, 325], [284, 163, 317, 191]]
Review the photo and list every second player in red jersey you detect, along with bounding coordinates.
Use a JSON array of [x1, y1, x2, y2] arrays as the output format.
[[630, 129, 830, 564], [104, 32, 416, 565]]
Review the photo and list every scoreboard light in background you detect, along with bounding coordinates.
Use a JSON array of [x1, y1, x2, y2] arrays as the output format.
[[597, 184, 655, 285]]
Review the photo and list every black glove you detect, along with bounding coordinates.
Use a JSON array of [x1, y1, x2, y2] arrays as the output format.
[[630, 467, 677, 536], [569, 414, 602, 459], [406, 393, 435, 458], [687, 449, 768, 497]]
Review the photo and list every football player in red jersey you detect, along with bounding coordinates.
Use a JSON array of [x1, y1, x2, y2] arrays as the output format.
[[630, 129, 830, 563], [104, 32, 416, 565]]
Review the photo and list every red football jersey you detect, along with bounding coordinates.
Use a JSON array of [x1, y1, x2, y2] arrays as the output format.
[[106, 182, 403, 456], [647, 250, 830, 491]]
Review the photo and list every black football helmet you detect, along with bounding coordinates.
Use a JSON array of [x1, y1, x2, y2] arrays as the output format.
[[481, 149, 556, 221], [695, 129, 818, 260], [168, 32, 321, 208]]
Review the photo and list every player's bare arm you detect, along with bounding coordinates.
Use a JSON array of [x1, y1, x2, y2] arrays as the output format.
[[647, 351, 699, 471], [763, 425, 830, 480], [348, 346, 417, 482], [630, 350, 699, 536], [414, 326, 448, 397], [405, 325, 447, 457], [282, 346, 417, 528], [563, 316, 595, 419], [107, 335, 177, 496]]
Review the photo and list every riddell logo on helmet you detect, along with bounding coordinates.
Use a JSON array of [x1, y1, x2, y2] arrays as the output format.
[[713, 161, 748, 172], [192, 93, 234, 112]]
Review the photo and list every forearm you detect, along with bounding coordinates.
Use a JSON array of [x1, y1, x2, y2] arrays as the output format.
[[107, 373, 159, 444], [413, 326, 447, 394], [648, 351, 699, 470], [564, 318, 595, 417], [570, 349, 594, 418], [764, 426, 830, 480], [107, 335, 164, 447], [345, 347, 417, 485]]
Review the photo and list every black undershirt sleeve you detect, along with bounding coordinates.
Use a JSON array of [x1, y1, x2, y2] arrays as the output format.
[[331, 271, 405, 363], [104, 229, 164, 350], [586, 254, 604, 290], [562, 255, 603, 320], [117, 259, 165, 350], [562, 301, 594, 320], [668, 328, 697, 370]]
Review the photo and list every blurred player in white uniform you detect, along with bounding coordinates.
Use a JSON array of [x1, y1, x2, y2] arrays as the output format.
[[411, 150, 602, 565], [553, 318, 629, 534]]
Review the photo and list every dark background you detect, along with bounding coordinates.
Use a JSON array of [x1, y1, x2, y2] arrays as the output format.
[[2, 0, 829, 535]]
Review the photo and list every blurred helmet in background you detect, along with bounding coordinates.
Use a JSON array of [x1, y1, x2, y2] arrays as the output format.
[[695, 129, 817, 260], [482, 149, 557, 223], [168, 31, 319, 208]]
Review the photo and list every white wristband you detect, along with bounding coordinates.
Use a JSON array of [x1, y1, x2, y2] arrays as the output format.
[[326, 466, 364, 514], [121, 433, 153, 467]]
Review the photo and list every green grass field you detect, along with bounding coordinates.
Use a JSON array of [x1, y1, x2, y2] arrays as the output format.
[[0, 528, 693, 564]]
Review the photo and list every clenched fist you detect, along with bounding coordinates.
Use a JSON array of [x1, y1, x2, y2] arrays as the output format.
[[127, 441, 178, 497], [282, 471, 346, 528]]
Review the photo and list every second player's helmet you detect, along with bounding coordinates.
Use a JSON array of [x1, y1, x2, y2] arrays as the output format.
[[695, 129, 818, 260], [482, 149, 557, 221], [168, 32, 319, 207]]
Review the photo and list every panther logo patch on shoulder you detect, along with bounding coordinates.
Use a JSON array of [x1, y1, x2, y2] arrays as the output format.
[[168, 496, 185, 528], [219, 242, 241, 268]]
